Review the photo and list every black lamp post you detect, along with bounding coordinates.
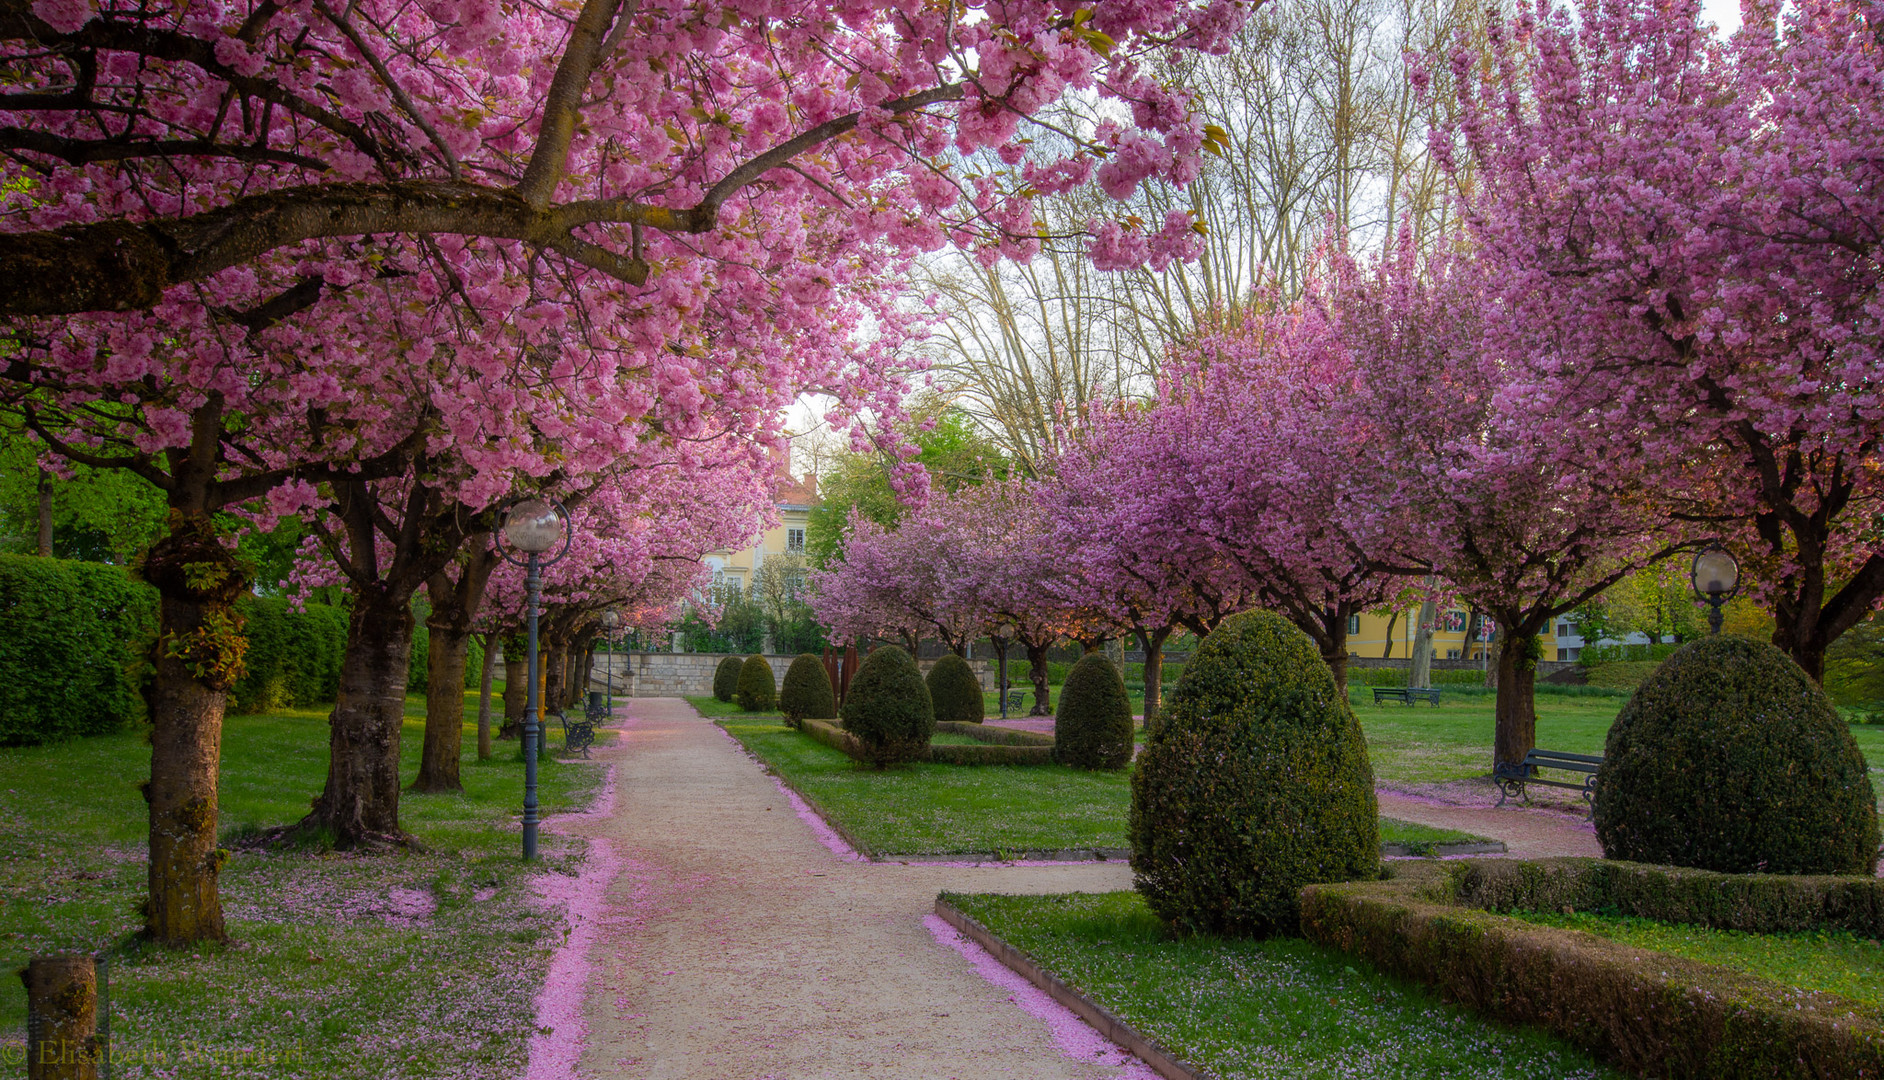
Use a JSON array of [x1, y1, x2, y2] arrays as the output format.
[[1690, 542, 1740, 637], [494, 496, 572, 861], [600, 608, 621, 718]]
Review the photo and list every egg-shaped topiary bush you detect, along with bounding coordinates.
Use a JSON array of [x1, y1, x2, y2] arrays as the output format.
[[1593, 635, 1878, 875], [840, 645, 933, 766], [735, 654, 776, 712], [713, 655, 743, 703], [926, 653, 985, 724], [779, 653, 836, 728], [1130, 610, 1379, 937], [1053, 653, 1134, 770]]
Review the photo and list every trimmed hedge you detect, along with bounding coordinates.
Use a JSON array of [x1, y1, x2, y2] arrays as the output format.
[[779, 653, 836, 727], [839, 645, 933, 766], [1053, 653, 1133, 769], [229, 596, 349, 713], [1594, 636, 1879, 875], [1301, 867, 1884, 1079], [926, 653, 984, 723], [0, 555, 158, 745], [1447, 856, 1884, 938], [1131, 609, 1378, 937], [935, 721, 1054, 746], [713, 654, 742, 702], [736, 654, 776, 712]]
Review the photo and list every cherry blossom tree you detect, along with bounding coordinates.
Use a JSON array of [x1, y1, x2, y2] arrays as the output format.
[[1438, 0, 1884, 681], [1, 0, 1252, 942]]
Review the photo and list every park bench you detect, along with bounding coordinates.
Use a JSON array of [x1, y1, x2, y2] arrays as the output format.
[[1372, 687, 1442, 706], [558, 710, 596, 758], [1004, 689, 1026, 713], [1494, 749, 1603, 816]]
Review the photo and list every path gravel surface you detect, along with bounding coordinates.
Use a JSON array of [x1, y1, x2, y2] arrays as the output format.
[[555, 697, 1144, 1080], [1376, 790, 1602, 858]]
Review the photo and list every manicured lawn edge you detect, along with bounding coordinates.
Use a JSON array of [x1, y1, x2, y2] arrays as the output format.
[[801, 717, 1054, 766], [1299, 865, 1884, 1079], [932, 895, 1207, 1080]]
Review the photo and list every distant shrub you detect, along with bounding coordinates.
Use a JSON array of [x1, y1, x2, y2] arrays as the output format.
[[713, 655, 742, 702], [1132, 610, 1378, 937], [736, 654, 776, 712], [1594, 636, 1878, 875], [926, 653, 984, 724], [0, 556, 158, 745], [1053, 653, 1134, 770], [840, 645, 933, 766], [779, 653, 835, 727], [230, 596, 349, 713], [1584, 660, 1665, 691], [1578, 641, 1682, 666]]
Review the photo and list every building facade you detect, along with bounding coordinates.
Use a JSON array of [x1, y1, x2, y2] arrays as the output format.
[[701, 471, 817, 595]]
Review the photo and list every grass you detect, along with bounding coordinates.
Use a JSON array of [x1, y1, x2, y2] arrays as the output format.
[[684, 693, 771, 718], [1505, 911, 1884, 1008], [719, 717, 1493, 856], [1351, 690, 1625, 788], [943, 891, 1619, 1079], [0, 691, 606, 1079]]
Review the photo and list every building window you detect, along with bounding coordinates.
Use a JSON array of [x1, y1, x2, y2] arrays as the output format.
[[1446, 648, 1460, 660], [787, 527, 805, 553], [1557, 648, 1567, 662], [1346, 615, 1361, 635], [1557, 622, 1572, 638]]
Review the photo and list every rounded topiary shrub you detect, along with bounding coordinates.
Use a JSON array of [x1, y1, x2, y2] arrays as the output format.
[[779, 653, 836, 728], [926, 653, 985, 724], [1053, 653, 1134, 770], [713, 655, 742, 702], [1593, 636, 1878, 875], [840, 645, 934, 766], [736, 654, 776, 712], [1130, 610, 1379, 937]]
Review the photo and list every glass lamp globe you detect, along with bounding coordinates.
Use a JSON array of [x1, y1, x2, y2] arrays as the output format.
[[601, 609, 622, 631], [503, 498, 565, 554], [1691, 546, 1740, 599]]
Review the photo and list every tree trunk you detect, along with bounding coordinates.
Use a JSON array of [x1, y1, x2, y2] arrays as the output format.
[[1025, 640, 1052, 716], [1381, 610, 1398, 658], [1492, 629, 1538, 771], [23, 955, 98, 1080], [476, 633, 497, 760], [544, 643, 566, 711], [1136, 625, 1172, 733], [1318, 606, 1351, 692], [139, 512, 247, 945], [1410, 599, 1436, 689], [303, 600, 414, 847], [35, 468, 53, 557], [991, 635, 1010, 716], [412, 621, 469, 793], [501, 654, 526, 740]]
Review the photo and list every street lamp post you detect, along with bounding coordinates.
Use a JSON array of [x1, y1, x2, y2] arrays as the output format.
[[1690, 542, 1741, 637], [494, 497, 572, 861], [600, 609, 621, 719]]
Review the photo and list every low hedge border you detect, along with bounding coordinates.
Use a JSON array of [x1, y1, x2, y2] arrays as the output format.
[[1446, 857, 1884, 938], [803, 718, 1055, 766], [936, 721, 1055, 746], [933, 896, 1206, 1080], [1301, 864, 1884, 1079], [1381, 840, 1507, 859]]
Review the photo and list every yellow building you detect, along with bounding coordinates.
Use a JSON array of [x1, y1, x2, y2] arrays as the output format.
[[1346, 608, 1586, 663], [702, 472, 818, 594]]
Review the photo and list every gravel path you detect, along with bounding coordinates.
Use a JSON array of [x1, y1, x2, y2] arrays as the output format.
[[552, 697, 1144, 1080], [1376, 790, 1602, 858]]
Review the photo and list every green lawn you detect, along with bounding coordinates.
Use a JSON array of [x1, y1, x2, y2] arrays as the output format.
[[720, 718, 1492, 856], [1351, 688, 1624, 787], [943, 891, 1618, 1080], [1507, 911, 1884, 1008], [0, 693, 605, 1078]]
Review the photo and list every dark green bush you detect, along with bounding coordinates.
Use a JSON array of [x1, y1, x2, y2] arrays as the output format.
[[0, 555, 159, 745], [229, 596, 349, 713], [736, 654, 776, 712], [1593, 636, 1878, 875], [926, 653, 984, 724], [779, 653, 835, 727], [1131, 609, 1379, 937], [839, 645, 933, 766], [713, 654, 742, 702], [1053, 653, 1133, 769]]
